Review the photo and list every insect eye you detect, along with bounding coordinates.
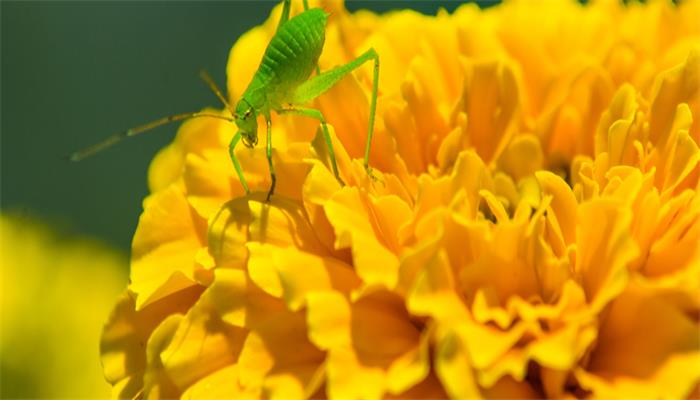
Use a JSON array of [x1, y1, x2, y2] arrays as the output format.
[[244, 110, 252, 118]]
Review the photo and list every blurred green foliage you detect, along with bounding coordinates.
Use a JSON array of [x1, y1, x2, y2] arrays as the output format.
[[1, 1, 494, 258]]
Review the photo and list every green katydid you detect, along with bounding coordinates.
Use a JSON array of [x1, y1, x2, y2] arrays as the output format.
[[70, 0, 380, 201]]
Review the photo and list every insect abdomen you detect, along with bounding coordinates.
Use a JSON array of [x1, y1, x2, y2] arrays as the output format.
[[254, 8, 327, 103]]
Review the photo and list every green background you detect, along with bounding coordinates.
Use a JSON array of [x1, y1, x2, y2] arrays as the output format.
[[2, 1, 490, 254]]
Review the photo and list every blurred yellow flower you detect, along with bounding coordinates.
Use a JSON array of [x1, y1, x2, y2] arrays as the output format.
[[1, 214, 127, 398], [101, 0, 700, 398]]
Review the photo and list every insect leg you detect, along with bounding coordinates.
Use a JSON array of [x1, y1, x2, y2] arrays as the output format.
[[264, 116, 277, 201], [290, 48, 380, 172], [278, 107, 344, 185], [229, 131, 250, 195], [364, 50, 380, 172], [277, 0, 292, 30]]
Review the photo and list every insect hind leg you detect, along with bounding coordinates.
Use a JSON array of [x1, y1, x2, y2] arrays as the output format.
[[290, 48, 380, 173], [277, 0, 292, 30], [264, 116, 277, 202]]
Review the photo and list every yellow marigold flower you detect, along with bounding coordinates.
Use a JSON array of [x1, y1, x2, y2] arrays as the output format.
[[1, 214, 126, 398], [101, 0, 700, 398]]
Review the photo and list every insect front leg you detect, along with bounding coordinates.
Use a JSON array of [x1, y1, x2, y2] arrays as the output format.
[[278, 107, 344, 186], [229, 131, 250, 195], [264, 115, 277, 202]]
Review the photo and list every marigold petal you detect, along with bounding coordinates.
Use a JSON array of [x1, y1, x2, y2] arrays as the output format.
[[456, 59, 520, 163], [407, 247, 469, 323], [386, 328, 431, 395], [536, 170, 578, 245], [408, 151, 493, 231], [226, 27, 268, 101], [309, 291, 422, 398], [308, 125, 356, 188], [261, 376, 304, 400], [542, 66, 614, 159], [181, 365, 255, 400], [246, 243, 284, 298], [208, 197, 327, 269], [459, 321, 526, 373], [476, 349, 530, 389], [130, 184, 207, 309], [361, 11, 430, 95], [576, 284, 700, 398], [147, 110, 230, 193], [479, 189, 509, 223], [353, 291, 421, 363], [481, 375, 541, 398], [158, 290, 247, 393], [238, 328, 324, 397], [208, 268, 248, 327], [370, 194, 412, 252], [396, 226, 442, 295], [649, 49, 700, 148], [101, 287, 204, 398], [324, 187, 400, 289], [247, 242, 360, 310], [183, 150, 241, 219], [326, 347, 386, 400], [460, 218, 542, 306], [301, 162, 347, 255], [529, 323, 597, 371], [149, 144, 185, 194], [316, 67, 391, 170], [236, 287, 325, 395], [306, 291, 352, 350], [143, 315, 182, 398], [645, 191, 700, 277], [388, 372, 449, 399], [661, 122, 700, 193], [575, 199, 637, 313], [434, 327, 481, 399], [594, 83, 637, 158], [498, 134, 544, 181]]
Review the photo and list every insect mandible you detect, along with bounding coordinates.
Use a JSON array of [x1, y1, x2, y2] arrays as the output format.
[[70, 0, 380, 201]]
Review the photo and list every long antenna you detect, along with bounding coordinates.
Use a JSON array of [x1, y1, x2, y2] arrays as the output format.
[[199, 69, 233, 112], [69, 112, 234, 162], [70, 70, 236, 162]]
